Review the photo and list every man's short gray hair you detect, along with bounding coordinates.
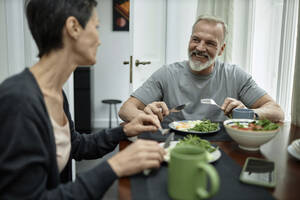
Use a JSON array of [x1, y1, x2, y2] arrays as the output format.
[[192, 14, 228, 44]]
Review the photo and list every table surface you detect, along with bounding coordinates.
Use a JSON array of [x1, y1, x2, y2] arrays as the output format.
[[118, 123, 300, 200]]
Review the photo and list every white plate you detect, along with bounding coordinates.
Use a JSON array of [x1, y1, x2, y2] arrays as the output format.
[[169, 120, 220, 135], [160, 141, 221, 163], [287, 145, 300, 160]]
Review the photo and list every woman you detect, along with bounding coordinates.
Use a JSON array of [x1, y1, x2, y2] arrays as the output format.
[[0, 0, 165, 199]]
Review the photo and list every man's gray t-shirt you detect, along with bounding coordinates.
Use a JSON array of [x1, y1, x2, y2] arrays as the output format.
[[132, 59, 266, 125]]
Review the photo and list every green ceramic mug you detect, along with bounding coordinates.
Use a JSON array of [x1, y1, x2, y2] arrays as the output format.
[[168, 145, 220, 200]]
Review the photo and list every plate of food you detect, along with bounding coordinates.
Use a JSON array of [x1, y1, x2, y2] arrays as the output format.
[[223, 119, 280, 151], [160, 135, 221, 163], [169, 119, 220, 135]]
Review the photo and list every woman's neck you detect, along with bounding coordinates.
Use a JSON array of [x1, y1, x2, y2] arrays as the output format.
[[30, 50, 77, 95]]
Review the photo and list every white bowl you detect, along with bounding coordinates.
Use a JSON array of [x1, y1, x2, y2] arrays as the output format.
[[223, 119, 280, 151]]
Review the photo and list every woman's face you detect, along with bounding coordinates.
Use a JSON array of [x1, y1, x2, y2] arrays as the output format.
[[74, 9, 101, 66]]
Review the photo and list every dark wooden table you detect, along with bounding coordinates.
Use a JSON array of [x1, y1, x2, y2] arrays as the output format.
[[118, 123, 300, 200]]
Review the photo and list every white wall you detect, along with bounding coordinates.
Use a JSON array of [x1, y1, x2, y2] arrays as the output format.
[[0, 0, 26, 82], [92, 0, 130, 128], [251, 0, 283, 99], [166, 0, 198, 64], [0, 1, 8, 83], [231, 0, 252, 72]]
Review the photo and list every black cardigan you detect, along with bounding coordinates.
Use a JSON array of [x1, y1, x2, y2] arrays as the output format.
[[0, 68, 127, 199]]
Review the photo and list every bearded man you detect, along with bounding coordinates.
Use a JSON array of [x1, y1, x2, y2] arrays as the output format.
[[118, 15, 284, 125]]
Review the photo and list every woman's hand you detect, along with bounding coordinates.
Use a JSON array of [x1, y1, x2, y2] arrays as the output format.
[[123, 113, 161, 137], [221, 97, 246, 115], [144, 101, 169, 121], [108, 139, 165, 177]]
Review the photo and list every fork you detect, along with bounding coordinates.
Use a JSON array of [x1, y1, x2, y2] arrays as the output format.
[[158, 102, 191, 135], [169, 102, 191, 112], [201, 98, 232, 118], [156, 103, 190, 135], [158, 102, 190, 114], [201, 99, 222, 109]]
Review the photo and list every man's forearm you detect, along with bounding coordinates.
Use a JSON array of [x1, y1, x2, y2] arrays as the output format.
[[118, 101, 145, 122], [253, 102, 284, 122]]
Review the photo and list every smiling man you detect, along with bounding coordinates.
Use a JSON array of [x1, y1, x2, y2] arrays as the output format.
[[188, 17, 225, 74], [119, 15, 284, 125]]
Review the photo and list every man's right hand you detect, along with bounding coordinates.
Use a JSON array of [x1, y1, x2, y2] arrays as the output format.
[[144, 101, 170, 121]]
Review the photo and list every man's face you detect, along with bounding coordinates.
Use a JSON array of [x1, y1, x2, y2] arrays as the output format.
[[188, 20, 225, 72]]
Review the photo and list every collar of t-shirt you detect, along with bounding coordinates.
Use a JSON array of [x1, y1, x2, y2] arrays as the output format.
[[185, 60, 218, 80]]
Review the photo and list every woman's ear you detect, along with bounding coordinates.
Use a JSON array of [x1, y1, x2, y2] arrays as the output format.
[[65, 16, 82, 40]]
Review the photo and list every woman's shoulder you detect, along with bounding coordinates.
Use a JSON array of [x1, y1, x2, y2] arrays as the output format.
[[0, 69, 44, 114]]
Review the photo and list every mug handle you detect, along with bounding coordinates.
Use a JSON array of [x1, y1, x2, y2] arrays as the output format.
[[196, 162, 220, 199]]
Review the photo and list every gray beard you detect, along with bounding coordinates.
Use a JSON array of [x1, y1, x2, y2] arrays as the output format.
[[188, 50, 219, 72]]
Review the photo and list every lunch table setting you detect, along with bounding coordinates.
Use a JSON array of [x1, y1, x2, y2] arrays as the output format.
[[118, 108, 300, 200]]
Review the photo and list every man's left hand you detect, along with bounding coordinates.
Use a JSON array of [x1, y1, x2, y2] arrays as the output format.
[[123, 113, 161, 137], [221, 97, 246, 115]]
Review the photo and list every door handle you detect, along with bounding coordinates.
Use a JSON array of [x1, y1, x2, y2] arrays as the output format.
[[123, 56, 133, 83], [135, 59, 151, 67]]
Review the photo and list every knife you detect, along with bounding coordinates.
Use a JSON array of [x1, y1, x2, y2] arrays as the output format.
[[163, 132, 174, 149], [158, 128, 170, 135]]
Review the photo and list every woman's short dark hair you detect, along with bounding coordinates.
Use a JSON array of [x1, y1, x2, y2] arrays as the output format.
[[25, 0, 97, 58]]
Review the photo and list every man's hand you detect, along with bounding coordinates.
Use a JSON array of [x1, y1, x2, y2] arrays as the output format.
[[107, 139, 165, 177], [221, 97, 246, 115], [123, 113, 161, 137], [144, 101, 170, 121]]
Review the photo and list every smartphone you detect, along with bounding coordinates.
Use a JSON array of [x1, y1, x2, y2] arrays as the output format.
[[240, 157, 276, 188]]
